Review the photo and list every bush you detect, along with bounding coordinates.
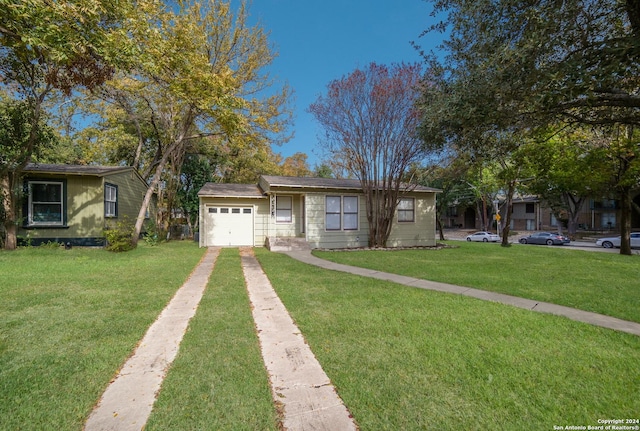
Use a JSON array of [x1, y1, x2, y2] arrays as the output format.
[[104, 218, 136, 252], [143, 221, 159, 246]]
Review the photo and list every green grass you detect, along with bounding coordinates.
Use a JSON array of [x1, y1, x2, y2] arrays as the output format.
[[313, 241, 640, 323], [0, 242, 205, 431], [255, 249, 640, 430], [146, 248, 278, 431]]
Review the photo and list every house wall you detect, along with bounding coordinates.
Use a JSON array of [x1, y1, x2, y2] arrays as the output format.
[[103, 170, 155, 225], [305, 192, 437, 249], [305, 193, 368, 249], [18, 170, 152, 246], [387, 193, 438, 248], [18, 174, 105, 245]]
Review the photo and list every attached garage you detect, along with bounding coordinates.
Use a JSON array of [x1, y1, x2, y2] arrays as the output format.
[[198, 183, 268, 248], [198, 175, 440, 250], [204, 206, 254, 247]]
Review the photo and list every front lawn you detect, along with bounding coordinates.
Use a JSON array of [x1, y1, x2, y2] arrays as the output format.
[[313, 242, 640, 323], [0, 242, 206, 431], [255, 249, 640, 430]]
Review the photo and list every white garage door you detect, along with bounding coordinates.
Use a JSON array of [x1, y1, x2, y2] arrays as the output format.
[[204, 206, 254, 247]]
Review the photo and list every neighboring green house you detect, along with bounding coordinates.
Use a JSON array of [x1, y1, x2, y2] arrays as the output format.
[[198, 175, 440, 249], [18, 164, 153, 246]]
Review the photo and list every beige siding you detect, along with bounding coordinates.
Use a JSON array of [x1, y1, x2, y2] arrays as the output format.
[[305, 193, 369, 249], [306, 192, 436, 249], [388, 194, 437, 247]]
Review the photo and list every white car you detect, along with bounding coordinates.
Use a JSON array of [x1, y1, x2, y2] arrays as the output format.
[[596, 233, 640, 249], [466, 231, 500, 242]]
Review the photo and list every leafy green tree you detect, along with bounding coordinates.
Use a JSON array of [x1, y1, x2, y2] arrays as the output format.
[[88, 0, 291, 245], [0, 0, 153, 249], [418, 0, 640, 253], [0, 97, 58, 249], [177, 154, 214, 234], [412, 154, 476, 240], [519, 128, 611, 236]]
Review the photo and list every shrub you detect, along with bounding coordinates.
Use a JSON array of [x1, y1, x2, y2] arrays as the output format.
[[104, 218, 136, 252], [143, 220, 159, 246]]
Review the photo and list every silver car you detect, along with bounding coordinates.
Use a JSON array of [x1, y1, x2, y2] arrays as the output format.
[[466, 231, 500, 242], [519, 232, 570, 246], [596, 233, 640, 248]]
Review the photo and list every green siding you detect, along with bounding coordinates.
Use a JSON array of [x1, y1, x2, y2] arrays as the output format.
[[18, 169, 151, 245], [103, 170, 154, 225]]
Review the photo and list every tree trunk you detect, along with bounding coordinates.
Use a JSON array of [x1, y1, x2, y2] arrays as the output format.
[[132, 135, 185, 246], [501, 181, 515, 247], [1, 172, 18, 250], [437, 215, 445, 241], [618, 185, 632, 255]]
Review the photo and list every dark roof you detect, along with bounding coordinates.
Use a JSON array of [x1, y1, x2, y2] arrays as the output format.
[[24, 163, 134, 176], [198, 183, 264, 198], [261, 175, 440, 193], [198, 175, 440, 197]]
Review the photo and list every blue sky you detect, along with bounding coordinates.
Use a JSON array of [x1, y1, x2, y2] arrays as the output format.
[[245, 1, 444, 168]]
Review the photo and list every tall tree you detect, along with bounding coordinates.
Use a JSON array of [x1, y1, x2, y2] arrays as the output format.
[[0, 0, 148, 249], [0, 97, 58, 248], [419, 0, 640, 253], [89, 0, 291, 245], [309, 62, 426, 247], [519, 128, 611, 236], [177, 153, 214, 234]]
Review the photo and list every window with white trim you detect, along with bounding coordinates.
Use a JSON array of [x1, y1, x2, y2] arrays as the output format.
[[343, 196, 358, 230], [326, 195, 358, 231], [28, 181, 64, 225], [276, 196, 292, 223], [397, 198, 415, 222], [105, 184, 117, 217]]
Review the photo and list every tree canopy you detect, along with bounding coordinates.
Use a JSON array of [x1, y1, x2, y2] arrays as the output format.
[[418, 0, 640, 253]]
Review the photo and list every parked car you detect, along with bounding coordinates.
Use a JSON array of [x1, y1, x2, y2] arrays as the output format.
[[518, 232, 570, 246], [595, 233, 640, 248], [466, 231, 500, 242]]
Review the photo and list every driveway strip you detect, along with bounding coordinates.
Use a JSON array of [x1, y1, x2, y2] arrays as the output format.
[[84, 247, 219, 431], [284, 250, 640, 337], [240, 248, 357, 431]]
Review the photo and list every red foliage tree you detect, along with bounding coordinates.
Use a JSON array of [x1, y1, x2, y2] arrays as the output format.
[[309, 62, 426, 247]]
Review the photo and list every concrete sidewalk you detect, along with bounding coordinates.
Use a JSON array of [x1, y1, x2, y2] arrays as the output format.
[[284, 250, 640, 337]]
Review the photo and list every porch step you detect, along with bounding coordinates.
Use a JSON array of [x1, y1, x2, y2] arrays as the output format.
[[266, 237, 311, 252]]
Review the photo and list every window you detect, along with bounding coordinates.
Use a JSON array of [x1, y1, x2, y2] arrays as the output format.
[[276, 196, 292, 223], [525, 203, 535, 214], [397, 198, 415, 222], [326, 195, 358, 231], [105, 184, 117, 217], [343, 196, 358, 230], [232, 208, 240, 214], [602, 212, 616, 228], [28, 181, 64, 225]]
